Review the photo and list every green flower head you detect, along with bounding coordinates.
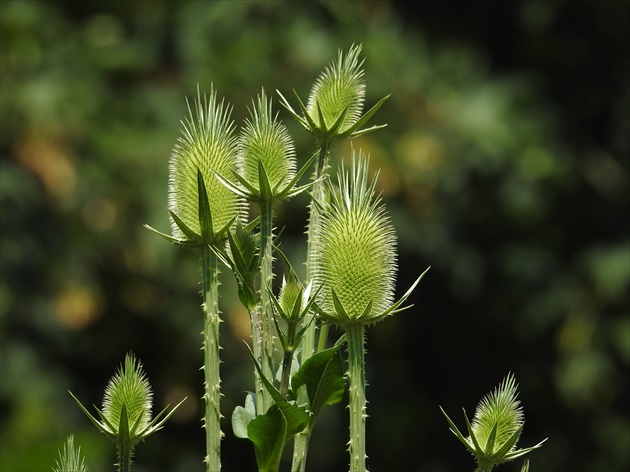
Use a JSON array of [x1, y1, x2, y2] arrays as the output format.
[[101, 354, 153, 436], [441, 373, 547, 472], [240, 89, 296, 199], [278, 44, 389, 141], [312, 151, 397, 327], [306, 43, 365, 136], [214, 89, 315, 204], [70, 353, 186, 446], [167, 86, 245, 244]]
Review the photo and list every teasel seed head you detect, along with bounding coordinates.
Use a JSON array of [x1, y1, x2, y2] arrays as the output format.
[[102, 353, 153, 436], [440, 373, 548, 471], [168, 86, 245, 244], [312, 151, 398, 327], [239, 89, 296, 201], [277, 44, 390, 141], [306, 43, 365, 136]]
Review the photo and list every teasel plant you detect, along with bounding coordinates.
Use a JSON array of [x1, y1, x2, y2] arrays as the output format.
[[440, 373, 547, 472], [213, 89, 314, 416], [278, 45, 391, 470], [69, 353, 186, 472], [53, 435, 89, 472], [278, 43, 390, 362], [144, 85, 245, 471], [310, 152, 428, 472]]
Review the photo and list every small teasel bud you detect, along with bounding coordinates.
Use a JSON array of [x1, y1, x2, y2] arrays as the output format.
[[312, 151, 397, 327], [54, 435, 89, 472], [102, 353, 153, 437], [470, 373, 524, 456], [306, 43, 365, 136], [278, 43, 389, 141], [278, 273, 304, 321], [69, 353, 186, 466], [168, 86, 245, 243], [239, 89, 296, 201], [440, 373, 547, 472]]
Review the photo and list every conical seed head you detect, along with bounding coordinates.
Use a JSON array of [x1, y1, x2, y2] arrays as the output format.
[[313, 154, 396, 326], [102, 353, 153, 435], [470, 373, 524, 454], [239, 90, 296, 195], [306, 44, 365, 134], [279, 274, 303, 318], [168, 88, 245, 239]]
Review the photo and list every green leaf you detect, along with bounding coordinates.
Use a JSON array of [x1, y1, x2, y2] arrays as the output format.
[[247, 405, 286, 472], [245, 343, 310, 437], [291, 343, 345, 419], [232, 393, 257, 439]]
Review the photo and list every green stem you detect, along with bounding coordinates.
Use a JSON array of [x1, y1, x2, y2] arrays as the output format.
[[280, 321, 297, 398], [201, 245, 222, 472], [301, 139, 332, 363], [292, 139, 331, 472], [250, 306, 265, 416], [346, 323, 367, 472], [291, 427, 311, 472], [279, 350, 293, 398], [258, 198, 275, 414], [475, 462, 494, 472], [116, 440, 133, 472]]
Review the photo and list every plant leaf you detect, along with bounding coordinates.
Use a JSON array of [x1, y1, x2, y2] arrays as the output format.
[[291, 343, 345, 419], [232, 393, 257, 439], [247, 405, 286, 472]]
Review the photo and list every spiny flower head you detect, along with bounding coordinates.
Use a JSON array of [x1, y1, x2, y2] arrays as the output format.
[[102, 353, 153, 436], [239, 89, 296, 200], [312, 151, 397, 327], [440, 373, 547, 472], [306, 43, 365, 135], [470, 372, 524, 455], [167, 86, 245, 243], [214, 89, 315, 204], [278, 44, 389, 141], [69, 353, 186, 446]]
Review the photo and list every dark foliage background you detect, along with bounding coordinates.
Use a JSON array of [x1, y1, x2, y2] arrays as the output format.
[[1, 1, 628, 471]]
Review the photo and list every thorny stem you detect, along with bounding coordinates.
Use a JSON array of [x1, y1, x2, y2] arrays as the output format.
[[259, 197, 275, 414], [201, 245, 222, 472], [116, 440, 133, 472], [302, 138, 332, 363], [249, 305, 265, 417], [346, 323, 368, 472], [292, 138, 331, 472]]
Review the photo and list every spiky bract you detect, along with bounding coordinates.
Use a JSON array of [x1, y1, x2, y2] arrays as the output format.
[[312, 152, 397, 327], [307, 44, 366, 135], [168, 87, 244, 240], [239, 90, 296, 198]]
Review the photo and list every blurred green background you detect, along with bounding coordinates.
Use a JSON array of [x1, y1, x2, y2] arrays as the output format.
[[1, 0, 628, 471]]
